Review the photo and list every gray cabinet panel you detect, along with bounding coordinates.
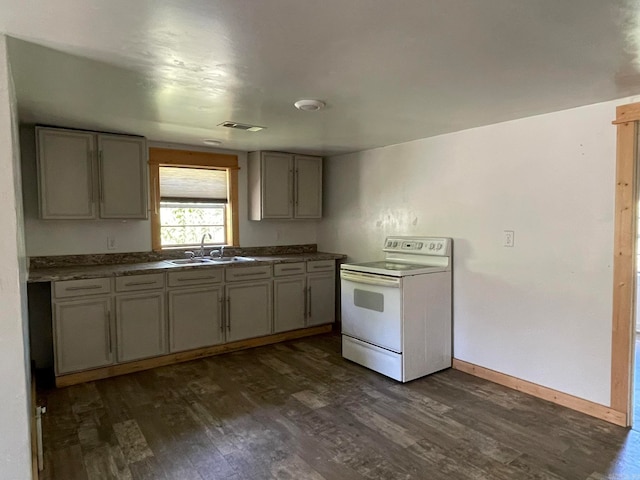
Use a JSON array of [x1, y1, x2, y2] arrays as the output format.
[[98, 135, 148, 219], [294, 155, 322, 218], [37, 128, 96, 219], [262, 153, 293, 218], [273, 276, 306, 333], [169, 286, 224, 352], [307, 272, 335, 326], [54, 297, 113, 374], [116, 292, 166, 362], [226, 281, 272, 342]]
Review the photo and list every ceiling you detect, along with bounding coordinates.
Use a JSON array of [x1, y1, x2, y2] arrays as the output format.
[[2, 0, 640, 156]]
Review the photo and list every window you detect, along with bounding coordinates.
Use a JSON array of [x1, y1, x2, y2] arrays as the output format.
[[149, 148, 239, 251]]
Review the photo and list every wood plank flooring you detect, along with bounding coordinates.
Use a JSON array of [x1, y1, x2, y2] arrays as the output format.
[[38, 334, 640, 480]]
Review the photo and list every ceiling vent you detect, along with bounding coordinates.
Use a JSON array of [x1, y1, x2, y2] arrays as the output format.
[[218, 121, 265, 132]]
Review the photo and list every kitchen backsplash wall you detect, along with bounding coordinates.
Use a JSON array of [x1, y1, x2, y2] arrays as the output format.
[[20, 133, 318, 256]]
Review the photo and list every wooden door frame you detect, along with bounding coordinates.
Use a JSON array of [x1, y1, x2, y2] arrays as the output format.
[[611, 102, 640, 426]]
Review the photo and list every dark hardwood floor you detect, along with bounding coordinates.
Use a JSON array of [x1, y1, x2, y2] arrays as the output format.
[[38, 333, 640, 480]]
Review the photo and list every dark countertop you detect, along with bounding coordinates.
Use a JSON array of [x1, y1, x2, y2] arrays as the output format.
[[28, 252, 346, 283]]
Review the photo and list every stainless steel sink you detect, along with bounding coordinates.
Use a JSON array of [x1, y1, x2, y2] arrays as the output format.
[[165, 258, 216, 265], [165, 256, 256, 266], [209, 256, 256, 263]]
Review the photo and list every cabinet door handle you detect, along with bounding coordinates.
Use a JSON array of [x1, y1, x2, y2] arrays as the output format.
[[219, 297, 224, 333], [124, 280, 157, 287], [226, 297, 231, 331], [106, 308, 113, 354], [288, 168, 293, 206], [303, 284, 307, 319], [176, 276, 218, 282], [98, 150, 105, 202], [295, 168, 299, 206], [308, 286, 312, 317], [281, 267, 301, 272], [231, 272, 265, 278], [88, 150, 96, 207], [66, 285, 103, 291]]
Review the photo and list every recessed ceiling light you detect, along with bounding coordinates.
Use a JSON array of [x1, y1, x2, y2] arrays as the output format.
[[294, 99, 326, 112], [203, 139, 222, 146]]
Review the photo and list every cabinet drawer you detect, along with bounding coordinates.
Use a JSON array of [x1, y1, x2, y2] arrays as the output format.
[[115, 273, 165, 292], [307, 260, 335, 273], [54, 278, 112, 299], [168, 268, 223, 287], [225, 265, 272, 282], [273, 262, 305, 276]]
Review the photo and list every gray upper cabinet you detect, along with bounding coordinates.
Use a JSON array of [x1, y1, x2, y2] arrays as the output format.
[[248, 151, 322, 220], [37, 128, 96, 219], [98, 134, 148, 219], [294, 155, 322, 218], [36, 126, 148, 220]]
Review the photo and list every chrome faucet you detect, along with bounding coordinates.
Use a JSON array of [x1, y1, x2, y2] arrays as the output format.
[[211, 245, 225, 258], [199, 232, 212, 257]]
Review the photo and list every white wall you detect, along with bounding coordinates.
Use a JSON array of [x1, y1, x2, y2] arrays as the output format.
[[22, 138, 317, 256], [318, 98, 625, 406], [0, 35, 33, 480]]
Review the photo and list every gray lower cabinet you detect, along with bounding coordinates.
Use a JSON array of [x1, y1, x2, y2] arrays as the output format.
[[54, 297, 114, 374], [307, 273, 335, 326], [226, 281, 272, 342], [273, 262, 307, 333], [168, 286, 224, 352], [306, 270, 336, 326], [273, 276, 306, 333], [115, 291, 166, 362], [51, 261, 337, 379]]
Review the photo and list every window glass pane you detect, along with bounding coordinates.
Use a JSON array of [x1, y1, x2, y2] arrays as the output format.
[[160, 202, 226, 247]]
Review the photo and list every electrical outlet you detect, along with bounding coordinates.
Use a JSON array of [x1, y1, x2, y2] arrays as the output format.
[[107, 236, 117, 250], [503, 230, 514, 247]]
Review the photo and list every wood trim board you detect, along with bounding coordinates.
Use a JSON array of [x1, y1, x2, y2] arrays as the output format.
[[56, 324, 333, 387], [609, 101, 640, 426], [452, 359, 627, 426]]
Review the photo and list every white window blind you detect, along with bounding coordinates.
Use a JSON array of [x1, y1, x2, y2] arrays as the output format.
[[159, 166, 227, 201]]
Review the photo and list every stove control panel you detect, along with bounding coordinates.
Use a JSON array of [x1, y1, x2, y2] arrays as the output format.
[[383, 237, 450, 256]]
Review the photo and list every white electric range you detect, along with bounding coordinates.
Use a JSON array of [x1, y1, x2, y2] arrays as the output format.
[[340, 236, 452, 382]]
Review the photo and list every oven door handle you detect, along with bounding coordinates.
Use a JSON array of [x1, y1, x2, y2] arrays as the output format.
[[340, 271, 400, 288]]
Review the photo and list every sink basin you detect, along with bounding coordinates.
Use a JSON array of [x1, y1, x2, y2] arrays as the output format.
[[210, 256, 256, 263], [166, 258, 216, 265]]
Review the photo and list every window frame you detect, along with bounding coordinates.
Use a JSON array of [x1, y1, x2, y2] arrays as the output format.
[[148, 147, 239, 251]]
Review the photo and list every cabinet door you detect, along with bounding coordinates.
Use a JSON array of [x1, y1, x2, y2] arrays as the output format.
[[116, 291, 166, 362], [294, 155, 322, 218], [307, 273, 335, 326], [98, 135, 148, 219], [226, 281, 272, 342], [261, 152, 293, 219], [37, 128, 96, 219], [273, 276, 306, 333], [168, 286, 224, 352], [54, 297, 113, 374]]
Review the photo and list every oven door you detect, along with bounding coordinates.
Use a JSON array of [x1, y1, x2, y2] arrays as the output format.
[[340, 270, 402, 353]]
